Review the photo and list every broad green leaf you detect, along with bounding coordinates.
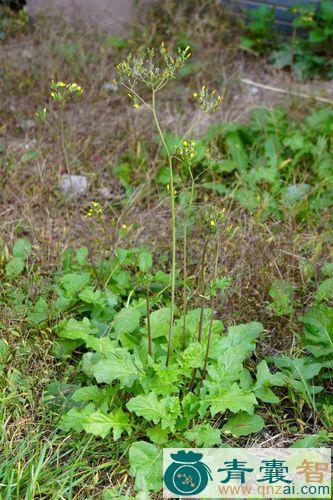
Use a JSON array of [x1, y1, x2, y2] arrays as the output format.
[[180, 341, 205, 369], [51, 338, 83, 359], [27, 296, 48, 324], [75, 246, 89, 265], [254, 360, 286, 389], [58, 272, 91, 296], [301, 305, 333, 357], [203, 383, 257, 417], [129, 441, 162, 492], [184, 423, 221, 446], [126, 393, 181, 431], [255, 387, 280, 403], [71, 385, 114, 405], [222, 413, 264, 436], [78, 287, 103, 304], [93, 349, 141, 387], [60, 403, 95, 433], [148, 308, 171, 339], [225, 131, 248, 171], [206, 322, 263, 387], [314, 278, 333, 304], [291, 431, 329, 448], [60, 405, 132, 439], [13, 238, 32, 259], [146, 425, 169, 445], [114, 307, 141, 335], [82, 408, 132, 440], [138, 250, 153, 272], [6, 257, 25, 277], [59, 317, 114, 353], [140, 363, 180, 396]]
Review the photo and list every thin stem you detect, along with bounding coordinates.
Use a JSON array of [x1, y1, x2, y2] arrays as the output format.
[[146, 287, 152, 356], [182, 162, 195, 350], [189, 234, 210, 391], [197, 236, 210, 343], [151, 89, 176, 367], [199, 238, 220, 389]]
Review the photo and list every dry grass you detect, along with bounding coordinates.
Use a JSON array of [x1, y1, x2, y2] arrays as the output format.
[[0, 1, 332, 496]]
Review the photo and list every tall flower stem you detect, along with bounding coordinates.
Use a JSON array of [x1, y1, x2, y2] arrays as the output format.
[[182, 163, 195, 350], [199, 237, 220, 390], [189, 234, 210, 391], [151, 90, 176, 367], [146, 287, 153, 356]]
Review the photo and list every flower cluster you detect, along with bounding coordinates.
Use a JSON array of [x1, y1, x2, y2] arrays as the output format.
[[193, 85, 223, 113], [35, 107, 47, 121], [50, 81, 84, 103], [85, 201, 103, 222], [176, 140, 196, 162], [115, 43, 191, 94], [204, 206, 226, 234]]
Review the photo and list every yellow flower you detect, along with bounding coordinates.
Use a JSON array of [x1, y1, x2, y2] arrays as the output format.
[[183, 140, 188, 146], [122, 224, 127, 230], [210, 220, 216, 226], [133, 103, 140, 109], [192, 92, 198, 98]]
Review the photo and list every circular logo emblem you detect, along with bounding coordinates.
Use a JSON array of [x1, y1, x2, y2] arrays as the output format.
[[164, 450, 212, 496]]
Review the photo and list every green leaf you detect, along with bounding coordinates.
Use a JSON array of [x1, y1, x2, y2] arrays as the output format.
[[6, 257, 25, 277], [301, 305, 333, 357], [51, 338, 83, 359], [222, 413, 264, 436], [314, 278, 333, 304], [129, 442, 162, 492], [59, 317, 115, 353], [207, 322, 263, 387], [203, 383, 257, 417], [82, 408, 132, 440], [138, 250, 153, 272], [60, 405, 132, 439], [254, 360, 286, 389], [114, 307, 141, 335], [58, 272, 91, 297], [184, 423, 221, 446], [0, 339, 10, 364], [78, 287, 103, 304], [27, 296, 49, 324], [93, 349, 141, 387], [291, 431, 329, 448], [148, 308, 171, 339], [146, 425, 169, 445], [60, 403, 95, 433], [255, 387, 280, 403], [268, 279, 294, 316], [126, 393, 181, 431], [180, 341, 205, 369], [71, 385, 112, 405], [13, 238, 32, 259], [75, 246, 89, 265], [225, 131, 248, 171]]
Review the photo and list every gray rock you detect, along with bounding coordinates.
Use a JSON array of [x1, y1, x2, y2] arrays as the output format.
[[99, 187, 112, 199], [58, 174, 88, 196]]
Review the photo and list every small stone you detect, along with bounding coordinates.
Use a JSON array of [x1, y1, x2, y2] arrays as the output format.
[[250, 87, 259, 95], [103, 82, 119, 92], [98, 187, 112, 199], [58, 174, 88, 196]]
